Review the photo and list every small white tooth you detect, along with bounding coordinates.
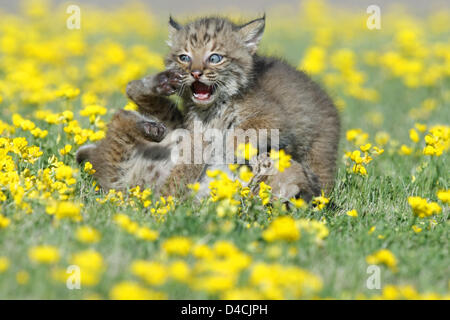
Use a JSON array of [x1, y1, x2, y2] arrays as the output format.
[[193, 92, 210, 100]]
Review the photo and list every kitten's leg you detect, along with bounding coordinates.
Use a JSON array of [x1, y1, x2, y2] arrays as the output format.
[[126, 70, 184, 128], [272, 161, 321, 202], [305, 127, 339, 195], [249, 154, 319, 202]]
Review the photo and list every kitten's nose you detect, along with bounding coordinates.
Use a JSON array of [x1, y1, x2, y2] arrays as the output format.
[[191, 70, 203, 80]]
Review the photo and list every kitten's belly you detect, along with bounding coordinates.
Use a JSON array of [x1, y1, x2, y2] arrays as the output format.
[[114, 132, 178, 191], [117, 155, 175, 190]]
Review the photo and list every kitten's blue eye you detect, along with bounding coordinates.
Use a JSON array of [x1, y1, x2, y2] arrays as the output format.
[[179, 54, 191, 63], [209, 54, 223, 64]]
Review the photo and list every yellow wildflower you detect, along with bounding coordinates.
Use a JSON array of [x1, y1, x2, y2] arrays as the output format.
[[346, 128, 368, 145], [409, 129, 420, 143], [0, 214, 11, 228], [437, 190, 449, 204], [360, 143, 372, 152], [71, 250, 104, 271], [423, 125, 449, 156], [70, 250, 105, 286], [399, 144, 413, 155], [408, 196, 441, 218], [135, 226, 159, 241], [299, 46, 326, 75], [239, 165, 254, 182], [259, 181, 272, 205], [270, 149, 292, 172], [130, 260, 167, 285], [290, 198, 307, 209], [297, 219, 329, 244], [169, 260, 191, 282], [191, 274, 236, 293], [29, 245, 60, 264], [30, 127, 48, 138], [55, 165, 76, 185], [110, 281, 167, 300], [84, 161, 96, 174], [124, 101, 138, 111], [312, 191, 329, 211], [113, 214, 139, 233], [249, 262, 323, 299], [187, 182, 200, 193], [59, 144, 72, 155], [414, 123, 427, 132], [346, 209, 358, 217], [80, 104, 107, 117], [0, 257, 10, 273], [262, 216, 300, 242], [46, 201, 82, 221], [375, 132, 390, 146], [236, 143, 257, 160], [162, 236, 192, 256], [366, 249, 398, 272], [76, 226, 101, 243]]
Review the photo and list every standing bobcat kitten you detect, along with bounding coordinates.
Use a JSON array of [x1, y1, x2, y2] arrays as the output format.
[[77, 16, 340, 201]]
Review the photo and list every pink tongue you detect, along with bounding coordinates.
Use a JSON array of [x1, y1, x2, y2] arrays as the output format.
[[193, 82, 211, 99]]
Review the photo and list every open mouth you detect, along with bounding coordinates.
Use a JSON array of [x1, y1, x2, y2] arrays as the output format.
[[191, 81, 215, 102]]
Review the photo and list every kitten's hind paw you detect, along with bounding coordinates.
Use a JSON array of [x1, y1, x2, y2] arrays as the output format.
[[137, 119, 167, 142]]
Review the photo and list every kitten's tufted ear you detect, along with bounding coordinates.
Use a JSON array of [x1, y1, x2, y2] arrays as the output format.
[[238, 15, 265, 54], [167, 16, 182, 47]]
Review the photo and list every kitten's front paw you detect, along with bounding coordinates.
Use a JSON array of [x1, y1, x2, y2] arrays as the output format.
[[153, 70, 183, 96], [138, 120, 167, 142], [126, 70, 182, 100]]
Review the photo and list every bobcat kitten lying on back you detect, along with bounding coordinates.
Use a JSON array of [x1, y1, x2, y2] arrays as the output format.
[[77, 15, 340, 201], [76, 109, 171, 190]]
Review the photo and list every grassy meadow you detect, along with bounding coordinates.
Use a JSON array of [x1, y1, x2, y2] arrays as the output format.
[[0, 0, 449, 299]]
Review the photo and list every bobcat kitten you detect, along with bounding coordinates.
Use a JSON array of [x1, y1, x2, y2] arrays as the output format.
[[77, 16, 340, 201]]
